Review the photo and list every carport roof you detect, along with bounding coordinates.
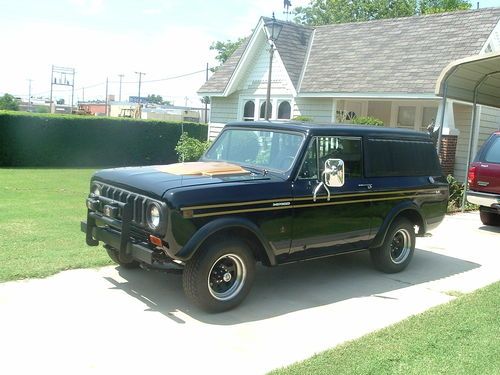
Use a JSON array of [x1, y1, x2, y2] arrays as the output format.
[[435, 52, 500, 109]]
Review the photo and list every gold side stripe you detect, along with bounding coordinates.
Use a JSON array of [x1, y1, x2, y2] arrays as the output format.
[[189, 194, 435, 219], [181, 188, 441, 212]]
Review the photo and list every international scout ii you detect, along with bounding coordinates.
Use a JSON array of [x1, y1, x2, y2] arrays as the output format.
[[82, 121, 448, 312]]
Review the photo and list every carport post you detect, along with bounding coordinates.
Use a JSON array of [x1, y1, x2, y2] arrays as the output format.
[[436, 83, 448, 155], [461, 89, 478, 212]]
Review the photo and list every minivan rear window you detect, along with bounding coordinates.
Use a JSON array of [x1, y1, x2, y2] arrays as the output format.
[[365, 138, 441, 177], [484, 136, 500, 164]]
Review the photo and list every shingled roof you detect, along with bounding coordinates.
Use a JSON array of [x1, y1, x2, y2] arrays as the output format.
[[198, 8, 500, 96], [301, 7, 500, 94]]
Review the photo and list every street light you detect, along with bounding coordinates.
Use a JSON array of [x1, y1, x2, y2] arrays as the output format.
[[263, 13, 283, 120]]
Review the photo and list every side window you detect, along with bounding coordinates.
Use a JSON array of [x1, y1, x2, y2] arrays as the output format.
[[298, 137, 362, 179], [298, 138, 318, 179]]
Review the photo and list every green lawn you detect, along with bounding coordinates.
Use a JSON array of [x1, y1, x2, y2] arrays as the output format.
[[0, 169, 112, 282], [270, 281, 500, 375]]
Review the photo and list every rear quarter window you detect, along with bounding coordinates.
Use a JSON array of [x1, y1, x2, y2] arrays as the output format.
[[484, 136, 500, 164], [365, 138, 441, 177]]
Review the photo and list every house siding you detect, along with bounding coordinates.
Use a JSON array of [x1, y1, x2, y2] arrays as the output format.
[[293, 98, 334, 123], [477, 106, 500, 146], [453, 103, 473, 182], [453, 104, 500, 182]]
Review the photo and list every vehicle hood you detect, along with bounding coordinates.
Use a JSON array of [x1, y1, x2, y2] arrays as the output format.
[[92, 162, 271, 199]]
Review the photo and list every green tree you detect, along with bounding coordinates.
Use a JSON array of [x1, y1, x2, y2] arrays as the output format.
[[0, 94, 19, 111], [147, 94, 171, 105], [420, 0, 471, 14], [294, 0, 471, 25], [209, 37, 246, 71]]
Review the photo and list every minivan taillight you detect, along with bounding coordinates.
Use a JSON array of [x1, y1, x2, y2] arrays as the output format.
[[467, 165, 477, 187]]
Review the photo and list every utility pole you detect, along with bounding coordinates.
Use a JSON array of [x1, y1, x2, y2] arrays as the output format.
[[134, 71, 145, 105], [27, 79, 32, 112], [105, 77, 109, 117], [118, 74, 124, 101], [82, 88, 85, 102], [204, 63, 209, 123]]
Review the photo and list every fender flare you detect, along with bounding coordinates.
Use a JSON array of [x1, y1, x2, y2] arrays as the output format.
[[174, 217, 277, 265], [371, 201, 426, 249]]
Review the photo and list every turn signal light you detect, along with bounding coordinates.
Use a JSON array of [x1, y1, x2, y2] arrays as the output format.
[[149, 235, 162, 247]]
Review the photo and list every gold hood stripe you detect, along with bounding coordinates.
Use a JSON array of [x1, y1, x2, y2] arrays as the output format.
[[155, 162, 250, 176]]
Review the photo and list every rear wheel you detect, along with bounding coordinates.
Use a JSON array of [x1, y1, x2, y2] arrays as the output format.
[[370, 218, 415, 273], [182, 238, 255, 312], [479, 207, 500, 226], [105, 246, 140, 269]]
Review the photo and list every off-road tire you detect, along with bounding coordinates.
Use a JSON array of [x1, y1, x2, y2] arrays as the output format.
[[182, 238, 255, 313], [105, 246, 140, 269], [370, 218, 415, 273], [479, 207, 500, 226]]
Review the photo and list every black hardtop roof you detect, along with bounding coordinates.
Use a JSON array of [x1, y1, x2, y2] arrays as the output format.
[[226, 121, 432, 140]]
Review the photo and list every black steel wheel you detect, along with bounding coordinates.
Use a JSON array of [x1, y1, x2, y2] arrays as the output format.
[[183, 238, 255, 312], [370, 218, 415, 273], [105, 246, 140, 269]]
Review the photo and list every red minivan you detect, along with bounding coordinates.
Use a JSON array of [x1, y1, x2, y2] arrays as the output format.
[[467, 131, 500, 226]]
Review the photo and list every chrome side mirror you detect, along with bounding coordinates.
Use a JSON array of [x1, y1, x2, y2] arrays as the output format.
[[324, 159, 345, 187]]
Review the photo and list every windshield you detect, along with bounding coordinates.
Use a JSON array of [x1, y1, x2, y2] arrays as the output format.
[[203, 128, 304, 172]]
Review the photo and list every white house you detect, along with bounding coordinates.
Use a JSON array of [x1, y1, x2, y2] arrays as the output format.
[[198, 8, 500, 181]]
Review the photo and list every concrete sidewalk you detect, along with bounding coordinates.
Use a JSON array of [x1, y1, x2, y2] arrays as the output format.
[[0, 212, 498, 375]]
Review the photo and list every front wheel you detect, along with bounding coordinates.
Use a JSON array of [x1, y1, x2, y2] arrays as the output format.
[[182, 239, 255, 312], [370, 218, 415, 273]]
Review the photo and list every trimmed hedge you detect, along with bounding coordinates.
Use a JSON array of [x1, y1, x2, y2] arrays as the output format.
[[0, 111, 208, 167]]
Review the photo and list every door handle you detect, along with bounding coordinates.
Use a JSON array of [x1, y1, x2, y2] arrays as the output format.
[[358, 183, 373, 189]]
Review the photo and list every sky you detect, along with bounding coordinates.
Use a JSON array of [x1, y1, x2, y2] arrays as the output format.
[[1, 0, 499, 107]]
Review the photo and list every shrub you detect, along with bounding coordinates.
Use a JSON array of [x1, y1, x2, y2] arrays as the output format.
[[175, 132, 211, 162], [0, 111, 207, 167], [292, 115, 314, 122], [447, 174, 478, 213], [351, 116, 384, 126]]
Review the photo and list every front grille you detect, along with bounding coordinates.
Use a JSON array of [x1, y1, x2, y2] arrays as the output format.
[[98, 184, 153, 228]]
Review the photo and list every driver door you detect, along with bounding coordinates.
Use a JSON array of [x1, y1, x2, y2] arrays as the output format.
[[290, 136, 373, 260]]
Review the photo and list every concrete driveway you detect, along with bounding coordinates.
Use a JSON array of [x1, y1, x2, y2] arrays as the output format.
[[0, 212, 498, 375]]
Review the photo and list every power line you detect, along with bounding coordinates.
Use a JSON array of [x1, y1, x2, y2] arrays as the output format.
[[28, 66, 212, 99]]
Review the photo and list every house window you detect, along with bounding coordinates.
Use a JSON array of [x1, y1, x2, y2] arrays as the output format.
[[397, 106, 416, 129], [260, 101, 272, 119], [243, 100, 255, 121], [278, 101, 291, 119]]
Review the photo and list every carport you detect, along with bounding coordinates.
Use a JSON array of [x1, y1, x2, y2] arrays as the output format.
[[435, 51, 500, 210]]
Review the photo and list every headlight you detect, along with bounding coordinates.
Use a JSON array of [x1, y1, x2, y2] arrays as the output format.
[[91, 183, 101, 197], [146, 202, 162, 230]]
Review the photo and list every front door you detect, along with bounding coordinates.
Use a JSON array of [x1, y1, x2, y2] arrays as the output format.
[[290, 136, 373, 260]]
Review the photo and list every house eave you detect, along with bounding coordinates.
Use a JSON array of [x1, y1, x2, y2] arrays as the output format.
[[197, 92, 225, 97], [297, 92, 441, 100]]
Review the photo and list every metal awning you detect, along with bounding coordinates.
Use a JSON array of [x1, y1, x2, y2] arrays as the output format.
[[434, 52, 500, 211], [435, 52, 500, 109]]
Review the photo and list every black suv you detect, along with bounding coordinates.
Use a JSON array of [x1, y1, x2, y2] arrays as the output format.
[[82, 121, 448, 312]]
